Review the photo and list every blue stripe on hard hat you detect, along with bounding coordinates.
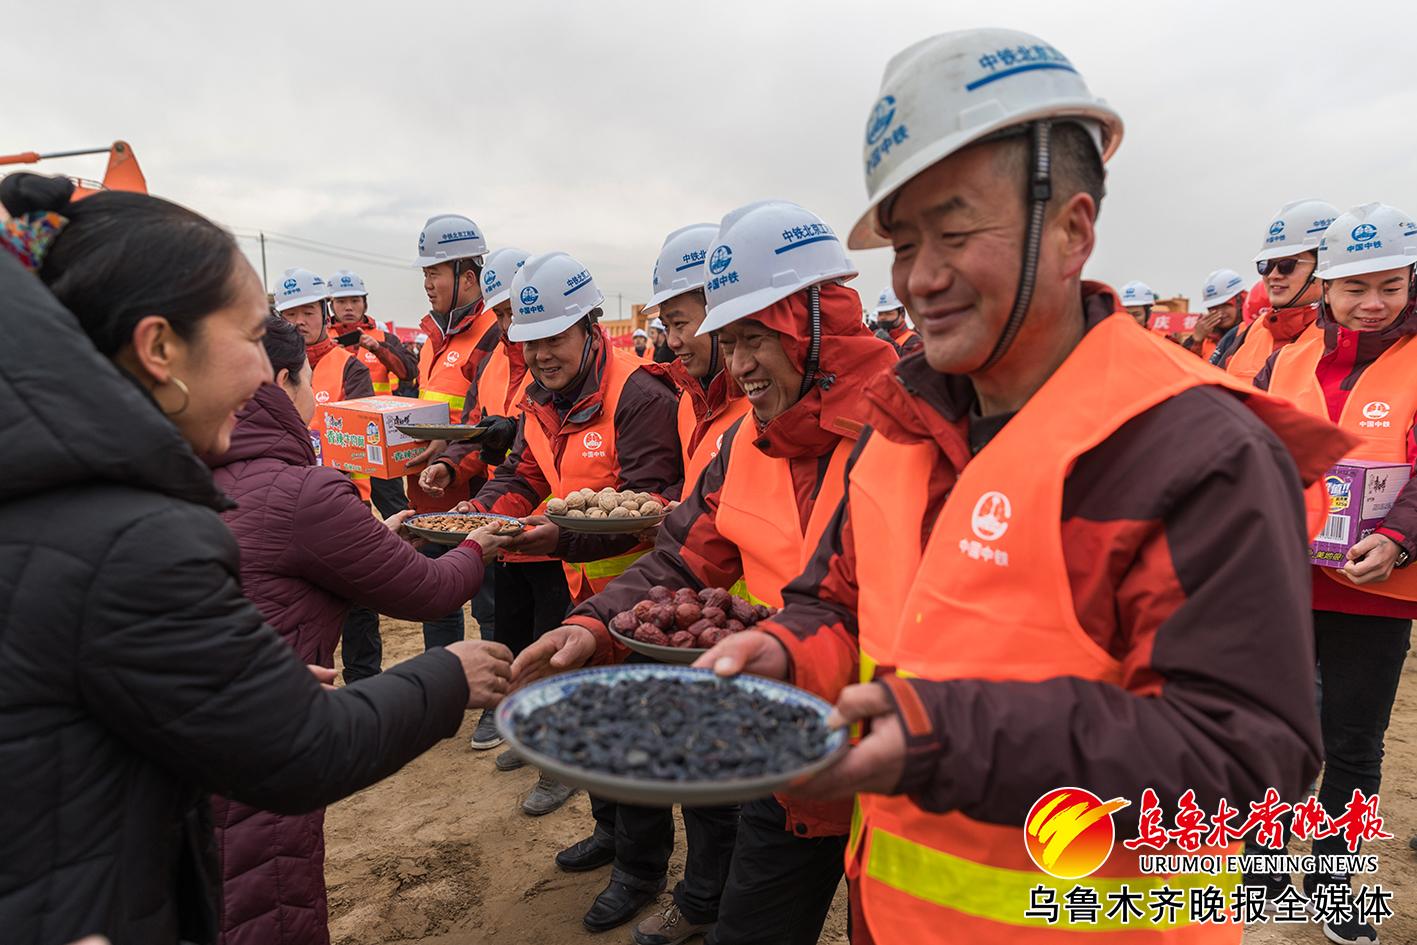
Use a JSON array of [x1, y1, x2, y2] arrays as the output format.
[[964, 61, 1079, 92], [437, 233, 481, 245], [775, 234, 839, 254], [1305, 225, 1329, 234], [674, 259, 705, 271]]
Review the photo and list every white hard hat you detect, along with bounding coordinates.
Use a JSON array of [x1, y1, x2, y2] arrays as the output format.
[[327, 269, 367, 299], [1254, 199, 1340, 263], [650, 317, 665, 331], [1119, 280, 1156, 307], [1201, 269, 1246, 309], [849, 28, 1123, 250], [273, 267, 328, 312], [633, 328, 648, 338], [508, 251, 605, 343], [697, 200, 857, 336], [415, 214, 488, 267], [646, 223, 719, 312], [1316, 203, 1417, 281], [480, 247, 531, 308], [875, 284, 903, 314]]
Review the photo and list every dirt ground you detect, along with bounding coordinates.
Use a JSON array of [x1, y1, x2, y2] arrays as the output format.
[[324, 613, 1416, 945]]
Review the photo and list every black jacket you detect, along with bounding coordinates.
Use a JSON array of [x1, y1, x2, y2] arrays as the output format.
[[0, 252, 470, 945]]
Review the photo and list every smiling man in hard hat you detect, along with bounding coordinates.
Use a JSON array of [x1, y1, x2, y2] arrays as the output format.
[[645, 223, 750, 490], [513, 206, 896, 945], [460, 251, 683, 838], [1219, 200, 1339, 384], [690, 29, 1348, 944], [632, 327, 651, 360]]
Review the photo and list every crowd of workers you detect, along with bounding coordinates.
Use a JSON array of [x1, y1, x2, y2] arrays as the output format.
[[1, 24, 1414, 945]]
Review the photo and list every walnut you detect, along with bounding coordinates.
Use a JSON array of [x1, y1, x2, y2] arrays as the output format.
[[546, 497, 569, 515]]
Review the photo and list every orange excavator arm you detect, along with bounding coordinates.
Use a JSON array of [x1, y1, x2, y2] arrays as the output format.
[[0, 140, 147, 197]]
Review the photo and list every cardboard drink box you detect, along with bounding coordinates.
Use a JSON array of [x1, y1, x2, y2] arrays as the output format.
[[1311, 459, 1412, 568], [316, 396, 449, 479]]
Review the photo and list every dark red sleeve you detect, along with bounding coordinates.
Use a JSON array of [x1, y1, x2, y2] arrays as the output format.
[[1374, 420, 1417, 557], [341, 357, 375, 400], [469, 419, 547, 517], [373, 333, 418, 380], [884, 388, 1323, 833], [285, 468, 484, 619]]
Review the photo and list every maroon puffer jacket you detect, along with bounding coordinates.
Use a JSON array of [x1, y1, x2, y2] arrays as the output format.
[[206, 383, 486, 945]]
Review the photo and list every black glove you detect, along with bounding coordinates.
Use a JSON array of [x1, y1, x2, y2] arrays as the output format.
[[474, 414, 519, 466]]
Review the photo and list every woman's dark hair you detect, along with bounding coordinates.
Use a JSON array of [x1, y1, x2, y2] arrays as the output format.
[[262, 315, 307, 380], [0, 172, 245, 357]]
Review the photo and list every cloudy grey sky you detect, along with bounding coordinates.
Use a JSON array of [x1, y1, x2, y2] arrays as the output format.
[[9, 0, 1414, 328]]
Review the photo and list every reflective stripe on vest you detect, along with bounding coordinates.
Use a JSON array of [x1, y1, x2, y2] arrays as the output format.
[[716, 428, 851, 608], [418, 309, 496, 420], [1268, 326, 1417, 601], [521, 350, 649, 601], [678, 388, 752, 491], [845, 315, 1318, 944]]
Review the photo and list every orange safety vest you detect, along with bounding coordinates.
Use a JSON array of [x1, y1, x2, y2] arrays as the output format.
[[417, 307, 497, 421], [352, 326, 396, 393], [844, 314, 1334, 944], [1267, 328, 1417, 601], [677, 388, 753, 490], [1226, 309, 1319, 386], [310, 346, 372, 504], [521, 351, 652, 601], [476, 342, 533, 420], [716, 431, 851, 607]]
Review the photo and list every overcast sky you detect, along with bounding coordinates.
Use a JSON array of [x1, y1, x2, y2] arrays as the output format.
[[9, 0, 1414, 329]]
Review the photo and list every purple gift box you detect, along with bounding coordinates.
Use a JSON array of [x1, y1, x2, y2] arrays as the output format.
[[1312, 459, 1411, 568]]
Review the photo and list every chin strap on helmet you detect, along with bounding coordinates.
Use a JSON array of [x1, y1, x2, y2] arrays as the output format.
[[979, 120, 1053, 372], [799, 284, 825, 398]]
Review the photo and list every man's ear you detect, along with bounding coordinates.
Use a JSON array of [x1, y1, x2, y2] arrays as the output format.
[[1053, 192, 1097, 281]]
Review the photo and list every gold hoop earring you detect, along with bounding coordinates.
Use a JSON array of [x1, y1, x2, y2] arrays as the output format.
[[161, 376, 191, 417]]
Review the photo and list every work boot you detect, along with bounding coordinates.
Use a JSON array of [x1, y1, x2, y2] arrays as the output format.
[[1305, 873, 1378, 945], [634, 900, 712, 945], [494, 747, 526, 772], [522, 773, 576, 816], [584, 873, 666, 933], [468, 709, 502, 751], [555, 833, 615, 872]]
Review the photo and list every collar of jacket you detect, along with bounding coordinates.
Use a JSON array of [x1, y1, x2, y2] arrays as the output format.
[[1255, 303, 1318, 345], [305, 332, 336, 370], [524, 325, 613, 431], [863, 281, 1120, 471], [1315, 299, 1417, 364], [207, 382, 317, 472], [419, 299, 484, 349]]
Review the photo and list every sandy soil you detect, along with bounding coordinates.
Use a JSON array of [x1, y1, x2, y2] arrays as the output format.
[[324, 613, 1415, 944]]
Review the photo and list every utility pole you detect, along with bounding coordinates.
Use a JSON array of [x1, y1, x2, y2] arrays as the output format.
[[618, 292, 623, 320], [259, 232, 268, 287]]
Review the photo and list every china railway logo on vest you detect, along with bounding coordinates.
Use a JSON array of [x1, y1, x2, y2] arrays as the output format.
[[316, 391, 330, 404], [444, 350, 461, 368], [1024, 787, 1131, 879], [1361, 401, 1392, 427], [971, 491, 1012, 541], [582, 430, 606, 457]]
